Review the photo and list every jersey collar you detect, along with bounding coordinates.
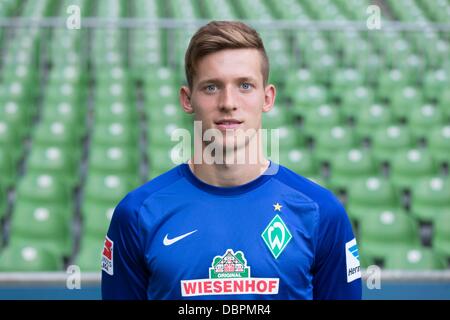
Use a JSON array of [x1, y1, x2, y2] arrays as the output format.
[[179, 161, 278, 196]]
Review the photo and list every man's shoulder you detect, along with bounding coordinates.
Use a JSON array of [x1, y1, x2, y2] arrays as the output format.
[[274, 165, 333, 200], [275, 164, 350, 229], [274, 164, 344, 214], [117, 165, 185, 213]]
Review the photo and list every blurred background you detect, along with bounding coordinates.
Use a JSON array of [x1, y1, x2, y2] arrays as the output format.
[[0, 0, 449, 299]]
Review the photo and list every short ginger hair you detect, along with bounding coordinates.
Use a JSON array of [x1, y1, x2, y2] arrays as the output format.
[[184, 20, 270, 89]]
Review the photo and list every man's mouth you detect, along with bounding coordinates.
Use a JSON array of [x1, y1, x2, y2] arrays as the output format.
[[214, 119, 243, 130]]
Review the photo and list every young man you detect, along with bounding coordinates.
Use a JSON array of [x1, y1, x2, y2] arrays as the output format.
[[102, 21, 362, 300]]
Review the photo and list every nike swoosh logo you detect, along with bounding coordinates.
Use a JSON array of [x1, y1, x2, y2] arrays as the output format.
[[163, 230, 197, 246]]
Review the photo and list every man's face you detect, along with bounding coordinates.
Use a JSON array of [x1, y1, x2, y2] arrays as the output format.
[[181, 48, 276, 152]]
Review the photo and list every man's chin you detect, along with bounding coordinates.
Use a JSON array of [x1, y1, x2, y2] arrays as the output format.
[[200, 138, 261, 165], [222, 137, 249, 150], [204, 139, 247, 153]]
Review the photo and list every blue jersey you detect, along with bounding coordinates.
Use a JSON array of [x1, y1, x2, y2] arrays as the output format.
[[101, 162, 362, 300]]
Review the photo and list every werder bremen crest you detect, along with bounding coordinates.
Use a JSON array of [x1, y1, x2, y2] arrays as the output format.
[[261, 214, 292, 259]]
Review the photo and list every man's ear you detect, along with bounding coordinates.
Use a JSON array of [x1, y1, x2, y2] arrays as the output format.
[[180, 86, 194, 114], [262, 84, 276, 113]]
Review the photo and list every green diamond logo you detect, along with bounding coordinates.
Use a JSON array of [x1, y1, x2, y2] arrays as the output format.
[[261, 215, 292, 259]]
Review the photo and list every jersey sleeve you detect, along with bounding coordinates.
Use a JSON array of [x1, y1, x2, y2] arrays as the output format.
[[312, 192, 362, 300], [101, 195, 149, 300]]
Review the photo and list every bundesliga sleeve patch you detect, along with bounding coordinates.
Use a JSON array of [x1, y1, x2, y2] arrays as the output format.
[[102, 236, 114, 275], [345, 238, 361, 283]]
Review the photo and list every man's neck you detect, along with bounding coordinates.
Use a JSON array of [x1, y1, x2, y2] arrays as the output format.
[[188, 153, 270, 187]]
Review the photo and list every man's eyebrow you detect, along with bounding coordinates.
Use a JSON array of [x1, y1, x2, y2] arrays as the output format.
[[197, 77, 258, 87], [197, 78, 222, 87], [236, 76, 257, 83]]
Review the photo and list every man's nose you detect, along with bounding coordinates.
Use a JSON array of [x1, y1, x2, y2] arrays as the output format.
[[218, 86, 237, 112]]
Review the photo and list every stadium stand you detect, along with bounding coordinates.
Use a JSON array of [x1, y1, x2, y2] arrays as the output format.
[[0, 0, 448, 280]]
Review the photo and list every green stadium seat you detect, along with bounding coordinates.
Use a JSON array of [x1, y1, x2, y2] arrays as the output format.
[[263, 106, 288, 129], [427, 125, 450, 165], [328, 148, 377, 192], [91, 122, 138, 148], [83, 173, 136, 210], [148, 122, 186, 148], [301, 104, 341, 139], [0, 120, 23, 162], [285, 69, 316, 98], [47, 64, 85, 86], [0, 147, 17, 188], [340, 86, 375, 119], [146, 102, 184, 126], [0, 181, 7, 220], [148, 146, 180, 178], [377, 69, 408, 101], [0, 81, 33, 109], [384, 39, 413, 69], [356, 53, 384, 85], [354, 104, 392, 140], [278, 148, 317, 177], [0, 243, 62, 271], [267, 54, 292, 86], [438, 89, 450, 120], [300, 35, 328, 65], [39, 87, 81, 112], [26, 146, 80, 189], [15, 173, 72, 209], [75, 235, 103, 272], [132, 35, 164, 79], [95, 66, 131, 87], [423, 69, 449, 101], [50, 47, 83, 67], [291, 85, 328, 116], [9, 202, 72, 256], [33, 121, 81, 148], [389, 148, 437, 192], [81, 201, 115, 238], [359, 209, 420, 265], [411, 177, 450, 223], [313, 126, 356, 164], [0, 101, 31, 139], [346, 176, 400, 223], [40, 100, 85, 127], [45, 82, 83, 105], [371, 125, 414, 165], [88, 145, 139, 178], [390, 86, 424, 120], [383, 246, 447, 270], [95, 101, 138, 125], [145, 83, 179, 107], [41, 103, 87, 139], [433, 212, 450, 261], [1, 63, 36, 89], [309, 53, 337, 84], [342, 40, 372, 68], [397, 54, 424, 84], [276, 125, 305, 150], [93, 55, 125, 75], [95, 81, 133, 106], [406, 105, 443, 141], [423, 38, 449, 68], [144, 67, 177, 87]]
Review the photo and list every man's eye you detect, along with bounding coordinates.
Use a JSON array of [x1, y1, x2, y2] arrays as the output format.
[[241, 83, 252, 90], [205, 85, 217, 92]]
